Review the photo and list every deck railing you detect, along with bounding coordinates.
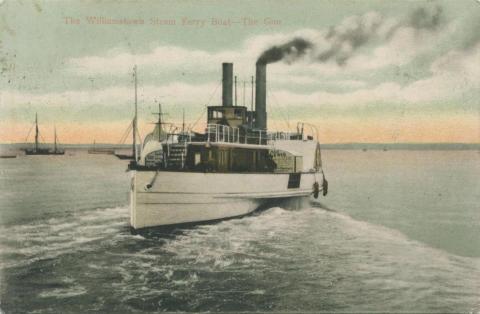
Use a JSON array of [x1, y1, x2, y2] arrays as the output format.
[[161, 122, 316, 146], [206, 124, 271, 145], [206, 124, 241, 144], [268, 131, 295, 141]]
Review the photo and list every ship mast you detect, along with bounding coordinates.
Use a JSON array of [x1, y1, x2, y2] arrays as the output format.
[[243, 80, 246, 107], [158, 103, 162, 126], [54, 126, 57, 153], [133, 65, 138, 161], [250, 76, 254, 127], [157, 103, 162, 139], [150, 102, 165, 140], [234, 75, 237, 106], [182, 108, 185, 134], [35, 113, 39, 152]]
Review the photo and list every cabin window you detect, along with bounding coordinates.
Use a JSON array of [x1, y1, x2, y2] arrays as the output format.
[[288, 173, 301, 189], [234, 109, 243, 118], [213, 110, 223, 119], [194, 152, 201, 165]]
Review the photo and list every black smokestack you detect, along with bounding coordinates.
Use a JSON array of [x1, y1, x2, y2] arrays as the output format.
[[255, 63, 267, 130], [222, 63, 233, 106], [257, 38, 313, 65]]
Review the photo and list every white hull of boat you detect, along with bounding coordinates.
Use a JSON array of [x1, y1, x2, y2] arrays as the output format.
[[130, 170, 322, 229]]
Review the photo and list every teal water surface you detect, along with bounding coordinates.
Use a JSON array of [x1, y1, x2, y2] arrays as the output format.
[[0, 150, 478, 313]]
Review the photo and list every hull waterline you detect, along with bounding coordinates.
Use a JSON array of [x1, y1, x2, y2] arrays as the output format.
[[130, 170, 321, 229]]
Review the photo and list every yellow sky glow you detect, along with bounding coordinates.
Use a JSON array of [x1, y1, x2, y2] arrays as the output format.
[[1, 114, 478, 144]]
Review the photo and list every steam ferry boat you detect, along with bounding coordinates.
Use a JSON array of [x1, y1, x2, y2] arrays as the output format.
[[129, 62, 328, 229]]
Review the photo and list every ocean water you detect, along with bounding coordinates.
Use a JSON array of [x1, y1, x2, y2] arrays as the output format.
[[0, 150, 478, 313]]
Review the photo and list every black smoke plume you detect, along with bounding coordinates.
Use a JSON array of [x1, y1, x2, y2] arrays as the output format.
[[256, 38, 313, 65], [257, 6, 445, 66]]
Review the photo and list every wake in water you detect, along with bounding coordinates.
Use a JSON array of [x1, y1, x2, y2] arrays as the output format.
[[0, 203, 479, 312], [0, 206, 129, 270]]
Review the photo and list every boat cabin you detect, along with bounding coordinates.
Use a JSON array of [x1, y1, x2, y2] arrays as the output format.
[[184, 144, 276, 173], [134, 61, 321, 176], [207, 106, 248, 128]]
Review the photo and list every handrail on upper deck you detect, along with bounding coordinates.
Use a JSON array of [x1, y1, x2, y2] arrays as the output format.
[[161, 122, 318, 146], [206, 124, 241, 144], [296, 122, 319, 141]]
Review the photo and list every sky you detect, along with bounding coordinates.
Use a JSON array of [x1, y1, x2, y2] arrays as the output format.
[[0, 0, 479, 144]]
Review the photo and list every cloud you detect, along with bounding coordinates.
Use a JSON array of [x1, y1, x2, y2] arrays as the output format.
[[256, 6, 446, 66], [269, 74, 367, 91], [0, 82, 220, 109], [5, 42, 479, 113], [67, 40, 269, 77], [401, 42, 480, 102], [2, 42, 478, 145], [3, 6, 477, 128], [276, 42, 480, 106], [68, 46, 232, 76], [66, 6, 456, 80]]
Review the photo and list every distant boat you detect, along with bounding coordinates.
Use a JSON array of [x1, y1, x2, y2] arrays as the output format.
[[114, 153, 133, 160], [88, 140, 114, 155], [25, 113, 65, 155], [0, 155, 16, 158]]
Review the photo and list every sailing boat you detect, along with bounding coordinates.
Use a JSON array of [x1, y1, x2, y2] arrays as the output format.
[[52, 126, 65, 155], [25, 113, 65, 155], [88, 139, 114, 154]]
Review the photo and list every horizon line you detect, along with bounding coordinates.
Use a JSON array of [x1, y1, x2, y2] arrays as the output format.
[[1, 142, 479, 146]]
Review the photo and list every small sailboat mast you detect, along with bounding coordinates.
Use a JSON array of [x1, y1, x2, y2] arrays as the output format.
[[34, 113, 39, 153], [54, 126, 57, 153]]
